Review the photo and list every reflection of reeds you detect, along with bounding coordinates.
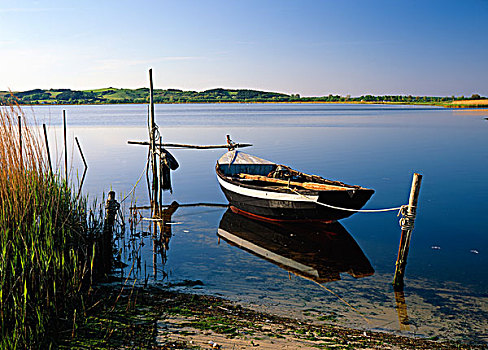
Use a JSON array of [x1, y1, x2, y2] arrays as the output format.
[[0, 104, 102, 348]]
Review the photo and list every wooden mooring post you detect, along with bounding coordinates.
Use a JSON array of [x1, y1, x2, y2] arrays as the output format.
[[127, 69, 251, 220], [102, 190, 120, 272], [42, 123, 53, 174], [393, 173, 422, 290], [148, 69, 160, 216], [103, 191, 120, 235]]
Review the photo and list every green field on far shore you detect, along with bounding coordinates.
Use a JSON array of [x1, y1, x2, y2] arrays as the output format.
[[1, 88, 486, 108]]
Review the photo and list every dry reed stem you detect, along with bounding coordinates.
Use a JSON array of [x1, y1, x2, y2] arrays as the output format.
[[450, 99, 488, 106], [0, 103, 101, 348]]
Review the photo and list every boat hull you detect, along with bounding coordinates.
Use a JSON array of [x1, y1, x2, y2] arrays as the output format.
[[217, 173, 374, 222]]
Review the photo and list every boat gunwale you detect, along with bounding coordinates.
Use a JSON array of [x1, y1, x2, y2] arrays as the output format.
[[216, 166, 319, 195], [215, 164, 373, 195]]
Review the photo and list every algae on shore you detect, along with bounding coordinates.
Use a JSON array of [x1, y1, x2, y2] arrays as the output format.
[[62, 286, 485, 350]]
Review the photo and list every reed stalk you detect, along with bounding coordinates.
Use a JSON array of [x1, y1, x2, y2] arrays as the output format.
[[0, 104, 104, 348]]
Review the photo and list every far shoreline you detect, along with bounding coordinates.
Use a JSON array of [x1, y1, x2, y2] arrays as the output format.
[[3, 87, 486, 108], [9, 100, 488, 109]]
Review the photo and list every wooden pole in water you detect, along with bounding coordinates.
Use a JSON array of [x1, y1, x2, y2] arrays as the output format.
[[63, 110, 68, 183], [393, 173, 422, 289], [42, 124, 53, 174], [103, 191, 119, 233], [74, 137, 88, 200], [148, 69, 159, 213], [103, 191, 120, 273], [127, 140, 253, 149]]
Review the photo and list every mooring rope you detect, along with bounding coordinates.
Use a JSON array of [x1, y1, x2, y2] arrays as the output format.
[[312, 280, 371, 324], [120, 155, 150, 204], [397, 205, 416, 230], [287, 186, 404, 213]]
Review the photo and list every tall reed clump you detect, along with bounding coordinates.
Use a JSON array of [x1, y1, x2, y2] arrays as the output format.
[[0, 104, 103, 348]]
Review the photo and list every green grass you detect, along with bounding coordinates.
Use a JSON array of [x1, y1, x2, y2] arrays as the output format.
[[0, 104, 106, 348], [48, 91, 62, 98], [82, 88, 117, 93], [102, 89, 142, 100]]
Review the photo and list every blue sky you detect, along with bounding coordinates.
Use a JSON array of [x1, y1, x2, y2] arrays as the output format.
[[1, 0, 487, 96]]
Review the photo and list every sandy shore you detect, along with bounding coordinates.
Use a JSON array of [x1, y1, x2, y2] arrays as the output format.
[[61, 285, 486, 349]]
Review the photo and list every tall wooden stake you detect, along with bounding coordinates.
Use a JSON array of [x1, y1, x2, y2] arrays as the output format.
[[75, 137, 88, 200], [103, 191, 119, 273], [42, 124, 53, 174], [149, 69, 159, 214], [393, 173, 422, 289]]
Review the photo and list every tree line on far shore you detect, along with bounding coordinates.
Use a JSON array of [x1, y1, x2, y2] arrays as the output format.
[[0, 87, 485, 105]]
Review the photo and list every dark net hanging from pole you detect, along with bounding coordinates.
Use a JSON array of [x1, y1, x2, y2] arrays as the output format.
[[160, 148, 179, 193]]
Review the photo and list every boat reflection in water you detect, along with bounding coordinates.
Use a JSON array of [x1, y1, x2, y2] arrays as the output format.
[[217, 209, 374, 283]]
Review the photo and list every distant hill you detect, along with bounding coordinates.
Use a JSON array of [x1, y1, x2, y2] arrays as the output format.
[[0, 88, 485, 106], [0, 88, 294, 105]]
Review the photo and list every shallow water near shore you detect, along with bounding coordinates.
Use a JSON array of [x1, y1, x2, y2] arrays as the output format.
[[25, 103, 488, 344]]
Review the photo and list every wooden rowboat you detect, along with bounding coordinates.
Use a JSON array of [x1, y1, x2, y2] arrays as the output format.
[[216, 151, 374, 222]]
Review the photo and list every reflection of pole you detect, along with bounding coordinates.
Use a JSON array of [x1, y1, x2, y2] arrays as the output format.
[[394, 290, 410, 331], [158, 201, 179, 250], [393, 173, 422, 289], [152, 202, 179, 280], [158, 141, 163, 215], [153, 221, 157, 280]]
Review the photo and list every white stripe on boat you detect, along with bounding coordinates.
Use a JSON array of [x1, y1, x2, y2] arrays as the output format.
[[217, 228, 320, 279], [217, 175, 319, 202]]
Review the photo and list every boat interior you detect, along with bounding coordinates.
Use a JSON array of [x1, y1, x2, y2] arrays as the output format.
[[217, 162, 360, 191]]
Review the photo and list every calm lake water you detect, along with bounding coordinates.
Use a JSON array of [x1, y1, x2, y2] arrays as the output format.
[[25, 103, 488, 344]]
